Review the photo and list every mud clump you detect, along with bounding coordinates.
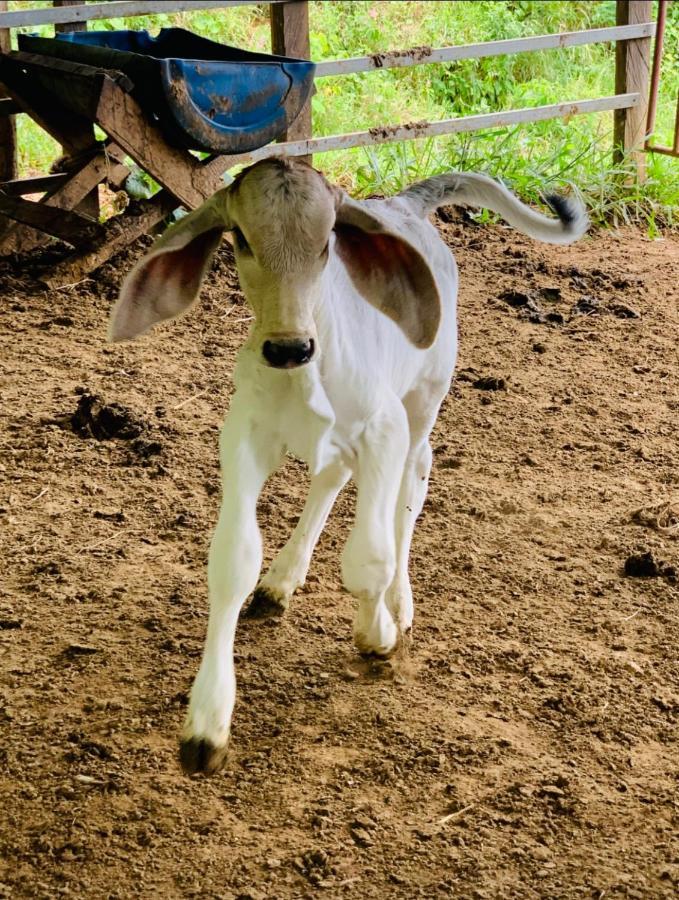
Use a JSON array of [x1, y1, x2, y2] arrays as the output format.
[[71, 392, 145, 441], [624, 549, 676, 581], [66, 391, 162, 458]]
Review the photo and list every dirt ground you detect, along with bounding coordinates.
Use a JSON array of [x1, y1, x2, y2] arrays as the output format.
[[0, 210, 677, 900]]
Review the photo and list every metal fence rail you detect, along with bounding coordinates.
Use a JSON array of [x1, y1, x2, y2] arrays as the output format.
[[0, 1, 281, 29], [222, 94, 641, 171], [0, 1, 660, 184]]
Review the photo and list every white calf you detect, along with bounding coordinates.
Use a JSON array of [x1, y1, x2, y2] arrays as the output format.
[[110, 159, 587, 773]]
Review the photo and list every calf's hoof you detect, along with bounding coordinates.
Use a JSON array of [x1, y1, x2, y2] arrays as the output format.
[[179, 737, 229, 776], [242, 585, 288, 620], [354, 619, 398, 659]]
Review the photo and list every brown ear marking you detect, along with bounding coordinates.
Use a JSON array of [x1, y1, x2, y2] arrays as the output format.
[[334, 223, 441, 349], [110, 226, 224, 342]]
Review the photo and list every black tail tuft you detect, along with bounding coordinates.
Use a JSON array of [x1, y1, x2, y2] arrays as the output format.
[[544, 193, 580, 230]]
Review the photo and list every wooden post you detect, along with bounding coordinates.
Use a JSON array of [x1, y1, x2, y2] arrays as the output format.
[[270, 0, 312, 162], [52, 1, 99, 216], [53, 0, 87, 34], [0, 0, 16, 181], [614, 0, 652, 178]]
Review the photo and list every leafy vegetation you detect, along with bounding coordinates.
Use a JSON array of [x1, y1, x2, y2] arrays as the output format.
[[8, 1, 679, 228]]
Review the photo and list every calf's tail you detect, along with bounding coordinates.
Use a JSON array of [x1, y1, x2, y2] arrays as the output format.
[[399, 171, 588, 245]]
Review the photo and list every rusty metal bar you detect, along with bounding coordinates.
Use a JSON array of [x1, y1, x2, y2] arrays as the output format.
[[315, 23, 656, 78], [645, 0, 666, 139], [645, 0, 679, 158]]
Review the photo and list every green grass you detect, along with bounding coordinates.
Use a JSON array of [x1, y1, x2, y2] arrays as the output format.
[[9, 0, 679, 229]]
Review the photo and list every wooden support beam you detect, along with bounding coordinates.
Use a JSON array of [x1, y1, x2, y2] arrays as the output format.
[[53, 3, 96, 218], [0, 0, 16, 181], [0, 192, 101, 244], [0, 145, 129, 253], [46, 3, 97, 217], [0, 59, 98, 155], [94, 78, 216, 209], [42, 190, 177, 289], [0, 97, 21, 117], [0, 173, 70, 195], [614, 0, 652, 178], [270, 1, 312, 161]]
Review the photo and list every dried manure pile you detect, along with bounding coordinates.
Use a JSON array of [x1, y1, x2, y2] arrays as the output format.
[[0, 214, 677, 899]]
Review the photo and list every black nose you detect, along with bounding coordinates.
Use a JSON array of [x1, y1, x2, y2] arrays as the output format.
[[262, 338, 315, 368]]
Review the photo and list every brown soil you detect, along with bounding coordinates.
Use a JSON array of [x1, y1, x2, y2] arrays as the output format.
[[1, 216, 678, 900]]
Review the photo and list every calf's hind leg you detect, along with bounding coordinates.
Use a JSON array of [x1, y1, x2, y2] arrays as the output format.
[[342, 402, 410, 657], [385, 439, 432, 632], [385, 385, 447, 633], [246, 460, 352, 618]]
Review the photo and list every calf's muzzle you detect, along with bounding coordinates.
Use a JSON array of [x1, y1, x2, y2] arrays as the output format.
[[262, 337, 315, 369]]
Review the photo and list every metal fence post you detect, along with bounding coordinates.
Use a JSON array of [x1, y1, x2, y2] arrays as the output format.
[[614, 0, 652, 178]]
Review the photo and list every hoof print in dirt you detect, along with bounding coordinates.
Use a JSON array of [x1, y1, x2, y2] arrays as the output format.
[[498, 289, 563, 326], [610, 302, 640, 320], [179, 737, 228, 776], [498, 289, 532, 308], [472, 375, 506, 391], [571, 295, 601, 316], [131, 437, 162, 459], [61, 643, 99, 660], [242, 586, 288, 620], [624, 549, 676, 581]]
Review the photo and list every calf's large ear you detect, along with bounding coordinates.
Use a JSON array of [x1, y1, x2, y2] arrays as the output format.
[[109, 188, 231, 342], [333, 195, 441, 349]]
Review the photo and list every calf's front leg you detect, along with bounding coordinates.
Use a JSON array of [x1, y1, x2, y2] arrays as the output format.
[[180, 399, 283, 775]]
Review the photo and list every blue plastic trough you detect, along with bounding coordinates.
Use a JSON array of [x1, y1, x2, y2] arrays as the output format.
[[17, 28, 316, 154]]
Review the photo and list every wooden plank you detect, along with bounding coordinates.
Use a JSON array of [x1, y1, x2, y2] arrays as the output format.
[[0, 173, 70, 195], [270, 1, 312, 158], [0, 1, 281, 29], [0, 147, 129, 253], [42, 190, 178, 289], [54, 0, 87, 34], [614, 1, 652, 178], [0, 98, 21, 117], [315, 23, 656, 77], [0, 51, 133, 123], [216, 94, 641, 170], [0, 192, 101, 244], [55, 2, 97, 214], [94, 78, 216, 209], [0, 56, 100, 154], [0, 0, 16, 182]]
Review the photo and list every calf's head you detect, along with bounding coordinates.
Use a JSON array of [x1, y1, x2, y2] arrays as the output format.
[[110, 158, 440, 365]]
